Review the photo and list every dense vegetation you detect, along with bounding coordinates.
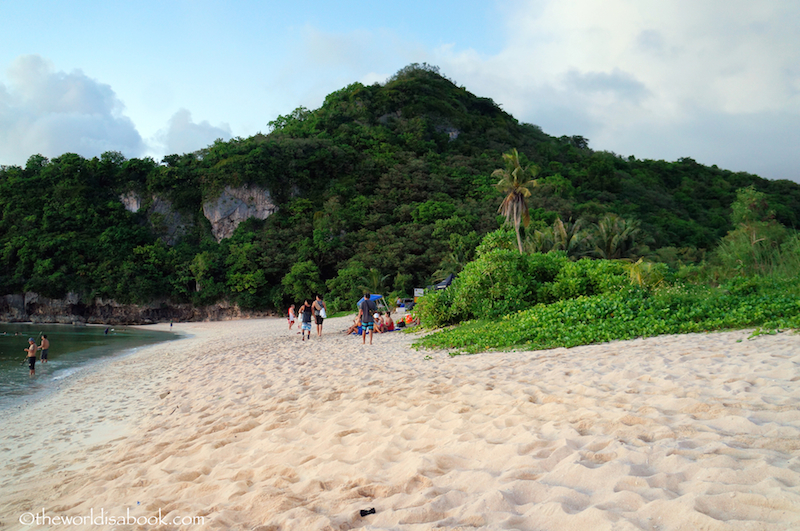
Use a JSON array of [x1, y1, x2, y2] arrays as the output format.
[[415, 186, 800, 353], [1, 63, 799, 317]]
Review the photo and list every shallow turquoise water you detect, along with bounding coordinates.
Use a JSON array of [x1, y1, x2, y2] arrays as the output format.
[[0, 323, 175, 410]]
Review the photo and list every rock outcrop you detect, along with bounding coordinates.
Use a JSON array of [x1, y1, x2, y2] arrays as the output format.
[[120, 191, 142, 213], [0, 292, 273, 325], [120, 192, 191, 245], [120, 186, 276, 244], [149, 197, 191, 245], [202, 186, 277, 242]]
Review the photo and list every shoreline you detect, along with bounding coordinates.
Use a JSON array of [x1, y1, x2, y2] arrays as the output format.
[[1, 323, 194, 497], [0, 323, 181, 414], [1, 318, 799, 530]]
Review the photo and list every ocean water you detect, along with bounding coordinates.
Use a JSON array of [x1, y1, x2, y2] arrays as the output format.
[[0, 323, 175, 410]]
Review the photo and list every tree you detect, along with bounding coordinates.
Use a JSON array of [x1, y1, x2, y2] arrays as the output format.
[[360, 268, 390, 295], [527, 218, 587, 258], [588, 214, 646, 260], [493, 148, 540, 253], [282, 260, 324, 302], [731, 185, 773, 226]]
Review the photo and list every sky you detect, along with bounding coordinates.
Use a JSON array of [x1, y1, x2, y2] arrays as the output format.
[[1, 0, 798, 182]]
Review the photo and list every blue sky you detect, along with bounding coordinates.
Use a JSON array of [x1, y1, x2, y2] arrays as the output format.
[[1, 0, 798, 182]]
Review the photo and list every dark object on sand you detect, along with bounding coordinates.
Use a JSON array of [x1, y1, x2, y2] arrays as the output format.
[[360, 508, 376, 517]]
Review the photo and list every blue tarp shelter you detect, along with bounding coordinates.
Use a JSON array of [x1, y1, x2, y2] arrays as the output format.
[[355, 294, 388, 312]]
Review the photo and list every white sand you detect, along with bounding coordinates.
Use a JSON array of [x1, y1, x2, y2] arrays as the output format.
[[2, 317, 799, 530]]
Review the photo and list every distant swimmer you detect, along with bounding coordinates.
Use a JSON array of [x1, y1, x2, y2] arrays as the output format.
[[39, 334, 50, 363], [104, 327, 109, 335], [24, 338, 37, 376]]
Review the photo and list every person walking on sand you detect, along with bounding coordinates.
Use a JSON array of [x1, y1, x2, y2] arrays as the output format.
[[299, 299, 313, 341], [288, 304, 296, 330], [312, 294, 327, 337], [39, 334, 50, 363], [24, 338, 37, 376], [358, 292, 378, 345]]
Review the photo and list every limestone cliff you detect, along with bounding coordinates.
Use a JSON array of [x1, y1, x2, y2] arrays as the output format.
[[202, 186, 277, 242], [120, 186, 276, 244], [0, 292, 272, 325], [120, 192, 191, 245]]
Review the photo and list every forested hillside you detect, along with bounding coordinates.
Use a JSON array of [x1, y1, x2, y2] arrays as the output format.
[[1, 64, 798, 315]]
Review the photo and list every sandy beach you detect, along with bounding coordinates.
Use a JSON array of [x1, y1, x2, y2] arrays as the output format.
[[1, 316, 799, 530]]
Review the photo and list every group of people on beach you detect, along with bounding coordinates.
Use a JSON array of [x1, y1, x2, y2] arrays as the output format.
[[287, 295, 328, 341], [23, 335, 50, 376], [287, 291, 419, 345], [345, 311, 394, 335]]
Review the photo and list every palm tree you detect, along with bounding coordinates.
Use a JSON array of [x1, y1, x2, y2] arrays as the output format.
[[493, 149, 540, 253], [589, 214, 645, 260], [526, 217, 588, 258], [552, 218, 587, 258], [359, 268, 390, 295]]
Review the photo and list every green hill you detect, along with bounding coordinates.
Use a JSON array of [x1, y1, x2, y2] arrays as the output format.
[[1, 63, 798, 316]]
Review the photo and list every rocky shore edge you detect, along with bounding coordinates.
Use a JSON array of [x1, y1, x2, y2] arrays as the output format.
[[0, 292, 273, 325]]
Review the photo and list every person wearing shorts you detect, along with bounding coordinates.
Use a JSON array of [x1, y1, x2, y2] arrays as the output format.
[[24, 338, 37, 376], [299, 300, 313, 341], [288, 304, 296, 330], [312, 295, 327, 337], [358, 293, 378, 345], [39, 334, 49, 363]]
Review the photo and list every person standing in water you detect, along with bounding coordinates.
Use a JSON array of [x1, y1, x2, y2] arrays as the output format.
[[39, 334, 49, 363], [24, 338, 37, 376]]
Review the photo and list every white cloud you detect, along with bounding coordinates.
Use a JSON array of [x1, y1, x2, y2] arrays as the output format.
[[430, 0, 800, 181], [155, 108, 232, 157], [0, 55, 144, 165]]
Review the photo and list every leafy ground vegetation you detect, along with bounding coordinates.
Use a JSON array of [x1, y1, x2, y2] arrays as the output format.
[[2, 64, 800, 316], [416, 186, 800, 354]]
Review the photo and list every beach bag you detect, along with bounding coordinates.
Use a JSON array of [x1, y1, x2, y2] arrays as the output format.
[[320, 308, 327, 318]]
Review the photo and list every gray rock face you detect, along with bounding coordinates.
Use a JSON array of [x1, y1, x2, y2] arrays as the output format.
[[150, 197, 190, 245], [119, 192, 190, 245], [202, 186, 277, 242], [0, 291, 273, 324]]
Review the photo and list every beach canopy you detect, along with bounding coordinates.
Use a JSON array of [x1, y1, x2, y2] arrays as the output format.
[[435, 274, 456, 289], [426, 273, 456, 291], [356, 294, 388, 312]]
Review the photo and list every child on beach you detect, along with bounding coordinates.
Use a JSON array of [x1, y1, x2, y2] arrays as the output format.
[[288, 304, 296, 330]]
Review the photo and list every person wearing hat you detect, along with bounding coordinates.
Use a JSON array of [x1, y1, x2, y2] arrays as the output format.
[[24, 338, 38, 376]]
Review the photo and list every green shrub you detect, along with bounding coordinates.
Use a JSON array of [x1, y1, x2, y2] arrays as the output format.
[[475, 227, 516, 256], [415, 278, 800, 354], [415, 287, 457, 328], [543, 258, 627, 301], [447, 250, 567, 320]]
